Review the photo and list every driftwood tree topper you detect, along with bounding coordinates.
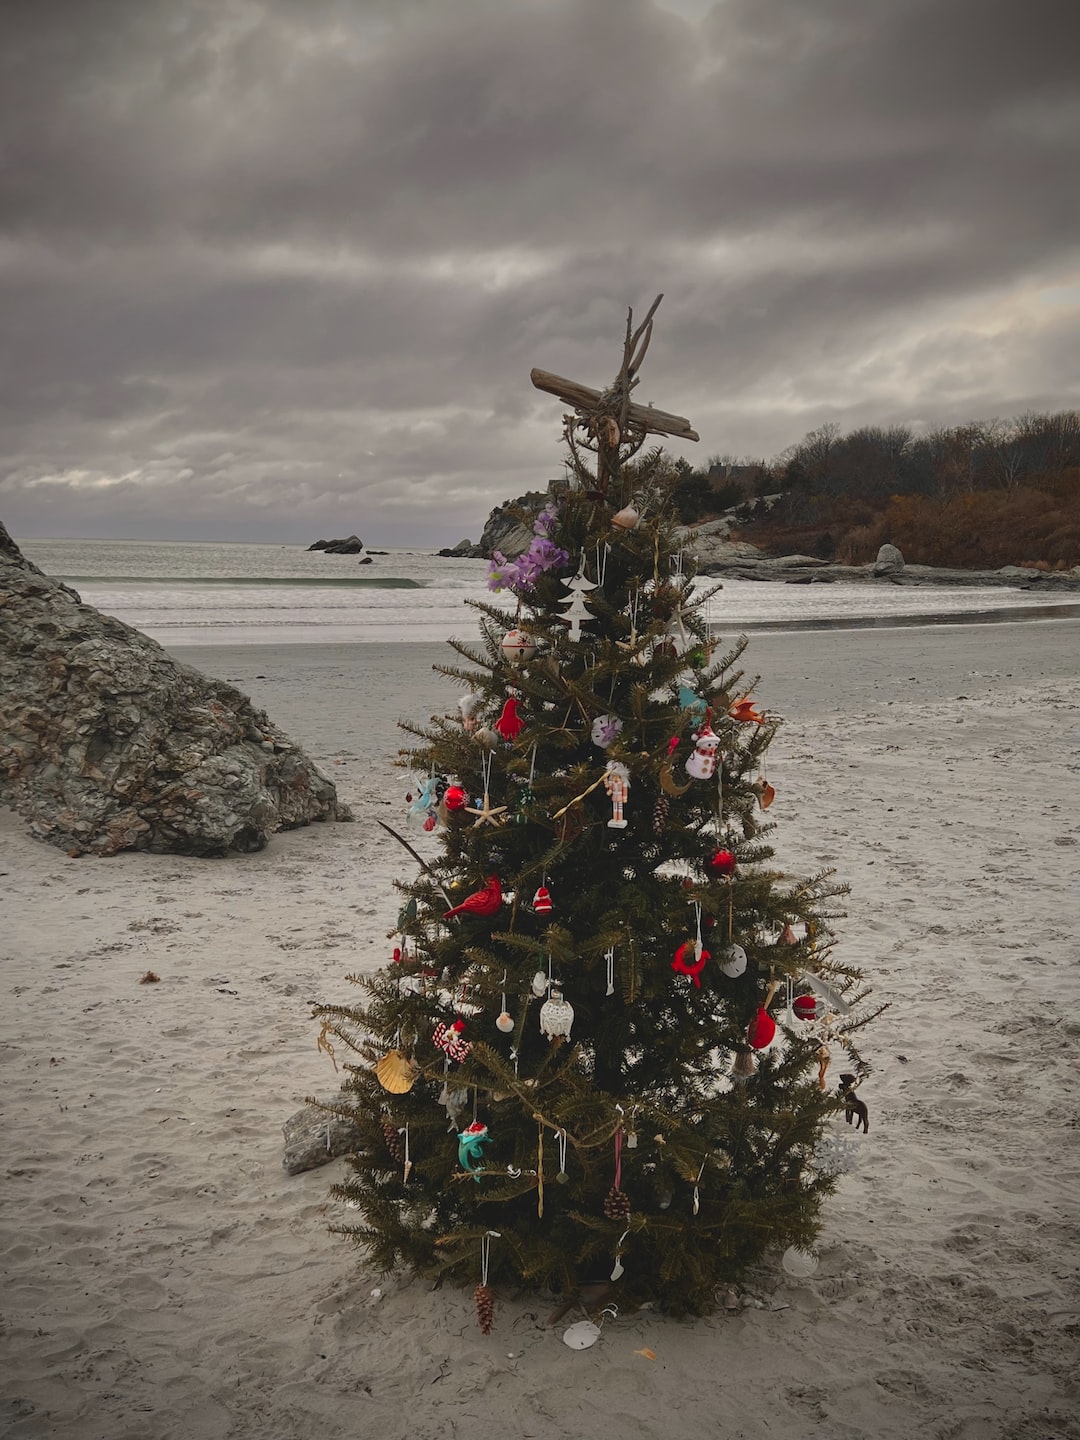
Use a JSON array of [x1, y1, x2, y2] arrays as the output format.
[[530, 294, 699, 498]]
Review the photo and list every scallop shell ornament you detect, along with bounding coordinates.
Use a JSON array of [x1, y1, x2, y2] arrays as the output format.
[[496, 1011, 515, 1034], [374, 1049, 420, 1094], [611, 505, 640, 531]]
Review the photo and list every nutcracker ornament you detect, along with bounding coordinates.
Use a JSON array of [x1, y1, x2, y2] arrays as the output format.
[[603, 761, 630, 829]]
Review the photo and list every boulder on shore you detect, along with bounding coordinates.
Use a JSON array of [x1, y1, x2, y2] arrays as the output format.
[[873, 543, 905, 576], [0, 522, 352, 857]]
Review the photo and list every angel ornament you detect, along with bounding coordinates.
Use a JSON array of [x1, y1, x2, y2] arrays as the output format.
[[603, 761, 630, 829]]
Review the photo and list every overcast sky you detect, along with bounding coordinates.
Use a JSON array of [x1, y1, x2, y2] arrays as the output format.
[[2, 0, 1077, 545]]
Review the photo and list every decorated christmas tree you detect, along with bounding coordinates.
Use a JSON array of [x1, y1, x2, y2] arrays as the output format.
[[313, 298, 878, 1324]]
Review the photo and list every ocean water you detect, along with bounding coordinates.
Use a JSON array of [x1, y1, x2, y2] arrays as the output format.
[[17, 537, 1080, 646]]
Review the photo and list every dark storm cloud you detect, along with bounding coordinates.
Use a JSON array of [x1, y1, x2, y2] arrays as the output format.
[[1, 0, 1076, 541]]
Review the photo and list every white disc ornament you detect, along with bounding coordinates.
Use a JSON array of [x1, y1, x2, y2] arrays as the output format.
[[562, 1320, 602, 1350], [501, 627, 536, 664], [719, 944, 748, 978], [782, 1246, 819, 1277]]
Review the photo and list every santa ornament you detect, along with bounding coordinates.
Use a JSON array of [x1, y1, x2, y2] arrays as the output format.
[[532, 884, 553, 913], [685, 711, 720, 781]]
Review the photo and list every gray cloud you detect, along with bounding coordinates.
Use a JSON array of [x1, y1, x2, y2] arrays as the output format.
[[2, 0, 1077, 542]]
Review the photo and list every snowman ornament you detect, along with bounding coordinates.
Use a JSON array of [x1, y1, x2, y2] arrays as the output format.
[[685, 711, 720, 781]]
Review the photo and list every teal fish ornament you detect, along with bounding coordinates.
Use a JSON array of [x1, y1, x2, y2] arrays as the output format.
[[458, 1121, 490, 1180]]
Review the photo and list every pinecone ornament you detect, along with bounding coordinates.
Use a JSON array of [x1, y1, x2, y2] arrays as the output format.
[[474, 1282, 495, 1335], [382, 1121, 405, 1163], [603, 1186, 632, 1221], [653, 794, 670, 834]]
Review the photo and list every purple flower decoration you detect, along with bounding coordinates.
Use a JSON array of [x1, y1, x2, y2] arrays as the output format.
[[486, 505, 567, 595]]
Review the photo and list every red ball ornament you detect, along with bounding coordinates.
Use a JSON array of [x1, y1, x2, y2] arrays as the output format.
[[747, 1007, 777, 1050], [707, 849, 737, 877], [444, 785, 467, 812], [793, 993, 818, 1021]]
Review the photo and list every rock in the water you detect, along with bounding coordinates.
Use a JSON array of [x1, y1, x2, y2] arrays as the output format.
[[873, 543, 905, 576], [313, 535, 365, 554], [282, 1102, 366, 1174], [438, 538, 476, 558], [0, 521, 352, 856]]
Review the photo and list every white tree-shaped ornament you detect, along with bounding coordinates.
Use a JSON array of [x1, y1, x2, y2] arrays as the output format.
[[558, 557, 598, 641]]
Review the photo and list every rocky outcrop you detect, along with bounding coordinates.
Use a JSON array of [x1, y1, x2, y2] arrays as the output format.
[[0, 521, 351, 856], [438, 539, 476, 558], [445, 492, 549, 559], [694, 547, 1080, 590], [873, 543, 905, 576], [309, 535, 365, 554]]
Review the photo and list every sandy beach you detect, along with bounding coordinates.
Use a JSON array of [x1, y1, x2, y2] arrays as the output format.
[[2, 617, 1079, 1440]]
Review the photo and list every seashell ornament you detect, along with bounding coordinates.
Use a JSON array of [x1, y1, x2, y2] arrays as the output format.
[[374, 1049, 420, 1094], [611, 505, 640, 531]]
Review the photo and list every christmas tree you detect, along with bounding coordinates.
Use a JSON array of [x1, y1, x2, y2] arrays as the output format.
[[313, 298, 877, 1322]]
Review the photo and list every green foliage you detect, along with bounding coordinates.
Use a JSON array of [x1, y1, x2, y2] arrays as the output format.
[[312, 452, 876, 1318]]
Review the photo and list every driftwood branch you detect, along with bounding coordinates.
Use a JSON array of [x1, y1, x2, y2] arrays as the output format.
[[530, 369, 699, 443]]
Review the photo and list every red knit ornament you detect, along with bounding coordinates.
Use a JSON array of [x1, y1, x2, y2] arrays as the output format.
[[747, 1006, 777, 1050], [793, 994, 818, 1020], [707, 849, 737, 877]]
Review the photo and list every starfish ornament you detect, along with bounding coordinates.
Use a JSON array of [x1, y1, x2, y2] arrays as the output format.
[[465, 791, 508, 828]]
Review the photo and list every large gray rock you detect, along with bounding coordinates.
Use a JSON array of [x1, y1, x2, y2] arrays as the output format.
[[0, 521, 351, 856], [872, 543, 905, 576], [282, 1100, 366, 1174]]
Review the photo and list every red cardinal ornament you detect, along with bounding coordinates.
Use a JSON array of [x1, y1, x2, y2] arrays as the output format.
[[494, 697, 526, 741], [443, 875, 503, 920], [671, 939, 710, 988], [747, 1007, 777, 1050], [707, 849, 737, 877]]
